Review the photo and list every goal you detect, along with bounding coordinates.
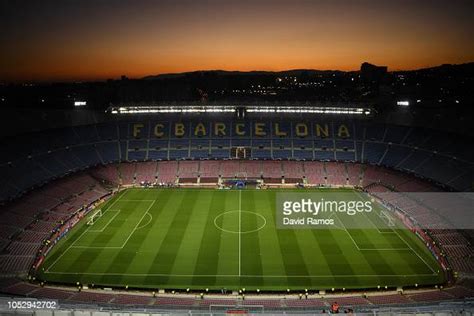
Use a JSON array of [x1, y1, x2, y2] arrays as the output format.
[[378, 209, 395, 227], [87, 209, 103, 226], [231, 146, 251, 159]]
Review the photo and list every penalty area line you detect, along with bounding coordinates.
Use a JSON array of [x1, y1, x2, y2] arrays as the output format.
[[136, 213, 153, 230], [45, 191, 127, 272], [88, 210, 121, 233], [119, 200, 156, 248], [393, 228, 437, 274]]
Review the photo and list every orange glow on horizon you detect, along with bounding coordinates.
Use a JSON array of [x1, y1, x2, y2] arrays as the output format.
[[1, 0, 473, 82]]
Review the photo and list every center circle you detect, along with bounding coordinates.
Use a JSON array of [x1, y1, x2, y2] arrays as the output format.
[[214, 210, 267, 234]]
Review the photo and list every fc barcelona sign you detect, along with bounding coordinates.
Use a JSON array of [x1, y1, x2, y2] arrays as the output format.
[[129, 121, 353, 138]]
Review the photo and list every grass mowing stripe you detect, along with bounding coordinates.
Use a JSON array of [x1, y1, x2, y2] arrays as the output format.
[[215, 191, 240, 287], [141, 190, 188, 286], [294, 230, 333, 277], [297, 230, 332, 276], [168, 190, 215, 286], [88, 210, 121, 233], [191, 191, 229, 287], [254, 190, 287, 289], [136, 189, 176, 286], [95, 200, 153, 286], [264, 191, 311, 287], [240, 190, 264, 287], [147, 190, 199, 286], [37, 188, 445, 290], [119, 200, 156, 247], [393, 228, 436, 274], [314, 229, 359, 288]]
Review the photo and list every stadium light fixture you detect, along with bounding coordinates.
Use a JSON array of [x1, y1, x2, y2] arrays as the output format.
[[247, 106, 370, 115], [397, 101, 410, 106], [74, 101, 87, 107], [109, 105, 373, 116], [109, 105, 236, 114]]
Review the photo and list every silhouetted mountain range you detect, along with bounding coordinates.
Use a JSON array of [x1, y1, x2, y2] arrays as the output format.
[[142, 62, 474, 80]]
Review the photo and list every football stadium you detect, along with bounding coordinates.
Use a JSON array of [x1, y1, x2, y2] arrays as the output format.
[[1, 0, 474, 315], [0, 111, 473, 314]]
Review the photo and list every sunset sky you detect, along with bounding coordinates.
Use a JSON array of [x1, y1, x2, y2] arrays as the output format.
[[1, 0, 473, 82]]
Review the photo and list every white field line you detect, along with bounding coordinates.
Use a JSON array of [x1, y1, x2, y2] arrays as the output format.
[[74, 200, 155, 249], [361, 210, 396, 234], [45, 230, 89, 273], [70, 246, 122, 249], [327, 211, 345, 231], [43, 271, 438, 277], [119, 200, 156, 248], [354, 191, 395, 234], [334, 210, 414, 252], [358, 248, 415, 251], [47, 189, 438, 277], [362, 192, 436, 274], [136, 213, 153, 230], [46, 191, 126, 272], [49, 198, 155, 271], [392, 228, 437, 274], [333, 211, 361, 251], [238, 189, 242, 277], [88, 210, 121, 233]]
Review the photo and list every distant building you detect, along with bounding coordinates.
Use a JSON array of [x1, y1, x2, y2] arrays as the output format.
[[360, 62, 387, 83]]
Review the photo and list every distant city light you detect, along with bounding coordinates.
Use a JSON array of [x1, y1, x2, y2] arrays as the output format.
[[74, 101, 87, 106], [397, 101, 410, 106]]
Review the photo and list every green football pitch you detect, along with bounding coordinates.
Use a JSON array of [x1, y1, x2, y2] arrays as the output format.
[[38, 188, 445, 291]]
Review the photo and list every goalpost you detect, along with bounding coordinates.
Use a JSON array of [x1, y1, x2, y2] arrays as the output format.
[[87, 209, 103, 226], [378, 209, 395, 227]]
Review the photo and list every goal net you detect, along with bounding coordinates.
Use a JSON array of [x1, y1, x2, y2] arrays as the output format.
[[231, 146, 251, 159], [87, 209, 103, 226], [378, 209, 395, 227]]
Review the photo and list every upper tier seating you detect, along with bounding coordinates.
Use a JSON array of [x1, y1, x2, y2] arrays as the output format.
[[1, 121, 472, 200]]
